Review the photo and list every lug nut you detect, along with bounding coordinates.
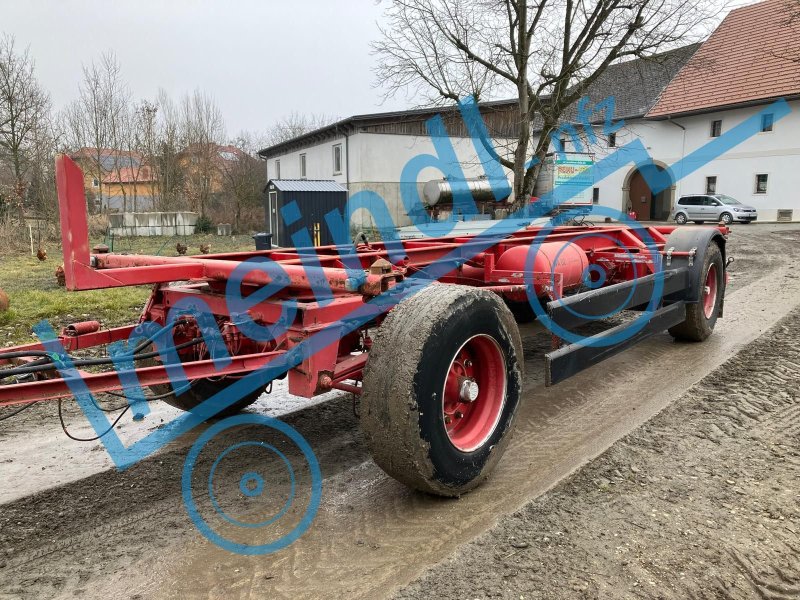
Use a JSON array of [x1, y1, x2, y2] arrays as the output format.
[[444, 415, 452, 424], [455, 411, 464, 419]]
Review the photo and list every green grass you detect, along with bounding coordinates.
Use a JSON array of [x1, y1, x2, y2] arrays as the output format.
[[0, 234, 259, 346], [98, 233, 258, 256]]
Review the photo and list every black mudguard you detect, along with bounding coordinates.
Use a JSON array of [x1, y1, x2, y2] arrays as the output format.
[[663, 227, 727, 307]]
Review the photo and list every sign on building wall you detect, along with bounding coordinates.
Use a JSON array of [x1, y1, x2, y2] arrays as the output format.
[[535, 153, 594, 207]]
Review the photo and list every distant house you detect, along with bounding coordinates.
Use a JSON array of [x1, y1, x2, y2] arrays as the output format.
[[70, 148, 157, 212], [177, 143, 247, 195], [100, 164, 158, 212], [259, 0, 800, 225]]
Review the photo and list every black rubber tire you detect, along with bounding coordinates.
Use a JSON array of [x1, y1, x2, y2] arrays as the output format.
[[504, 298, 535, 324], [675, 213, 687, 225], [668, 242, 725, 342], [720, 212, 733, 225], [149, 375, 263, 417], [360, 284, 524, 497]]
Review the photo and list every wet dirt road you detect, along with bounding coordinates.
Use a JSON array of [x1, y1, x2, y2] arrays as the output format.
[[1, 224, 799, 600]]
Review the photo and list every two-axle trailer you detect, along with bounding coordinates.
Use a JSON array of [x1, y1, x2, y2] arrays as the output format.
[[0, 156, 728, 495]]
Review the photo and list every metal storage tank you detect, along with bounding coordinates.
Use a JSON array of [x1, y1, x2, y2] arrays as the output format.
[[263, 179, 348, 247]]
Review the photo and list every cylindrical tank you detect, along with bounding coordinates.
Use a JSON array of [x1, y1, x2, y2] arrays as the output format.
[[423, 178, 510, 206], [496, 242, 589, 300]]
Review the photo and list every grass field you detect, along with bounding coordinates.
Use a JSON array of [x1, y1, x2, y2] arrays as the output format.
[[0, 234, 258, 346]]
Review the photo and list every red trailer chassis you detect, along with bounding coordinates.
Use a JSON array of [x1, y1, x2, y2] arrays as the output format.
[[0, 155, 729, 495]]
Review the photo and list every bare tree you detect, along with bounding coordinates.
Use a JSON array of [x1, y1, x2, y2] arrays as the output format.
[[146, 89, 184, 211], [264, 112, 339, 146], [0, 34, 51, 221], [773, 0, 800, 63], [374, 0, 725, 208], [63, 52, 131, 212], [180, 89, 226, 217], [219, 132, 266, 232]]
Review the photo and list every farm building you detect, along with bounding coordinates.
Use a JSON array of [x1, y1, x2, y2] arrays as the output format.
[[259, 0, 800, 226]]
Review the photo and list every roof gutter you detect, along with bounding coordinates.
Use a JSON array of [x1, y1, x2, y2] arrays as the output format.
[[647, 93, 800, 121]]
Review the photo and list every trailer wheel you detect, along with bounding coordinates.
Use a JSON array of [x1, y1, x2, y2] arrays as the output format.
[[360, 284, 523, 497], [159, 379, 263, 417], [504, 298, 535, 324], [668, 242, 725, 342]]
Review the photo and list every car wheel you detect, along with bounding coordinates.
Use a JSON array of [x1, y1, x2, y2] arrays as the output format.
[[720, 212, 733, 225], [675, 213, 687, 225]]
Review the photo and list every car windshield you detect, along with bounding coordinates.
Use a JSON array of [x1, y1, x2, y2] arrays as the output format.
[[716, 195, 742, 205]]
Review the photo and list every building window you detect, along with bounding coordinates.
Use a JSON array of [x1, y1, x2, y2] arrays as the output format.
[[91, 178, 100, 188], [705, 176, 717, 194], [299, 154, 306, 178], [761, 113, 774, 132], [755, 173, 768, 194], [275, 159, 281, 179], [710, 120, 722, 138], [607, 133, 616, 148], [592, 187, 600, 204], [332, 144, 342, 174]]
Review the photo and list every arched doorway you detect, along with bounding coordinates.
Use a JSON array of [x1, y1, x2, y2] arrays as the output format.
[[622, 162, 675, 221]]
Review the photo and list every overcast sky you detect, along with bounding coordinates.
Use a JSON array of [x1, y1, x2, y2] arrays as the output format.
[[1, 0, 759, 141], [0, 0, 408, 137]]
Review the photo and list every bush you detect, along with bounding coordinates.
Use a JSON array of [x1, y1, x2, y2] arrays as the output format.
[[195, 214, 214, 234]]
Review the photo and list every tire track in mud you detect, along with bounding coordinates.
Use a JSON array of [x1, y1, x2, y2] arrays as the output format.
[[397, 306, 800, 600], [152, 232, 800, 600], [1, 226, 800, 600]]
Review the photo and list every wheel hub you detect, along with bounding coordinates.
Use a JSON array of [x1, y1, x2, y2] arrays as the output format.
[[442, 334, 507, 452], [459, 378, 479, 402], [702, 264, 718, 319]]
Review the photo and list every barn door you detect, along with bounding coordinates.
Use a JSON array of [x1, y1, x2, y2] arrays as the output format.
[[268, 191, 279, 246]]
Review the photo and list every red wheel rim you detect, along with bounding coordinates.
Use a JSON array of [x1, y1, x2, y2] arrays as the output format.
[[441, 334, 507, 452], [702, 263, 718, 319]]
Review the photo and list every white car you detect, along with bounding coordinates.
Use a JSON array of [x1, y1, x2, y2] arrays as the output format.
[[670, 194, 758, 225]]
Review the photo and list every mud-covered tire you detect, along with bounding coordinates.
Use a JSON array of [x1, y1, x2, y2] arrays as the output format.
[[668, 242, 725, 342], [360, 284, 524, 497], [153, 378, 263, 417]]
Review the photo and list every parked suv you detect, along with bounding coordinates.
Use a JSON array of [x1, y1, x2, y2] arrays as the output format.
[[671, 194, 758, 225]]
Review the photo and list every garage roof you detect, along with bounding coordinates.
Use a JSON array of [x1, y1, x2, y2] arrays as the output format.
[[266, 179, 348, 193]]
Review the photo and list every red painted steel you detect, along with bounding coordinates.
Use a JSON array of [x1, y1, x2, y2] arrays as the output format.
[[0, 155, 729, 409]]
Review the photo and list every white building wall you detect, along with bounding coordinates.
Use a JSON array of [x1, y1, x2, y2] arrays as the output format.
[[267, 131, 515, 230], [266, 135, 349, 185], [586, 100, 800, 221], [349, 132, 514, 228], [266, 99, 800, 232]]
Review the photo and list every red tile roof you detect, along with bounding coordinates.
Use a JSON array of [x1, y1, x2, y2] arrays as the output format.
[[648, 0, 800, 118]]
